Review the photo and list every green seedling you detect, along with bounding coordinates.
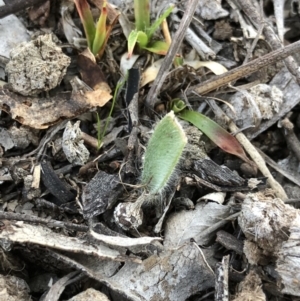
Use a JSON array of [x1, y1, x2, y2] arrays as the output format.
[[171, 99, 250, 163], [74, 0, 109, 57], [127, 0, 174, 58], [141, 111, 187, 194], [96, 76, 127, 149]]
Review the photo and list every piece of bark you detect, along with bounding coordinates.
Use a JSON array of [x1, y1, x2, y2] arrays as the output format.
[[215, 255, 229, 301], [81, 170, 123, 219], [216, 230, 244, 255], [41, 160, 75, 204], [192, 158, 266, 192]]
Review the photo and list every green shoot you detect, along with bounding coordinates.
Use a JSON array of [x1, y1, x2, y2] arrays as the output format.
[[96, 112, 102, 149], [74, 0, 95, 50], [92, 1, 108, 56], [127, 1, 174, 58], [74, 0, 109, 57], [171, 99, 250, 162]]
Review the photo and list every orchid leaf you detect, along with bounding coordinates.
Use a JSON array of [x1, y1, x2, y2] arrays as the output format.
[[92, 0, 107, 55], [142, 111, 187, 194], [74, 0, 95, 50], [144, 41, 169, 55], [134, 0, 150, 31], [127, 30, 148, 58], [146, 5, 174, 39], [177, 109, 249, 162]]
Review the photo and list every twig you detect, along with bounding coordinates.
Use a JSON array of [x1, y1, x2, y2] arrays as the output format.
[[193, 242, 215, 275], [208, 99, 287, 200], [0, 0, 46, 19], [215, 255, 229, 301], [280, 117, 300, 163], [145, 0, 199, 109], [0, 211, 89, 232], [195, 212, 240, 242], [187, 39, 300, 96], [256, 147, 300, 188], [228, 120, 287, 200]]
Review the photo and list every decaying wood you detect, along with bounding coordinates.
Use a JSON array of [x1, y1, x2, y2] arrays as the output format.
[[0, 211, 89, 232], [215, 255, 229, 301], [232, 270, 266, 301], [238, 192, 300, 296], [0, 221, 133, 262]]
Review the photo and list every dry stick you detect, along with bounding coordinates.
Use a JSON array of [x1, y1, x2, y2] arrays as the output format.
[[256, 148, 300, 188], [238, 0, 300, 83], [208, 100, 287, 200], [145, 0, 199, 109], [0, 211, 89, 232], [186, 39, 300, 96], [280, 117, 300, 163], [229, 121, 287, 200], [0, 0, 46, 19]]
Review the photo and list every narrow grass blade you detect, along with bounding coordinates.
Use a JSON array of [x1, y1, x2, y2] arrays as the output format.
[[146, 5, 174, 39], [178, 109, 249, 162], [142, 111, 187, 194]]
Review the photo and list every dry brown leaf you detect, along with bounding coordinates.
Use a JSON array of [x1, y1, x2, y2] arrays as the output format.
[[77, 48, 109, 90], [0, 88, 111, 129]]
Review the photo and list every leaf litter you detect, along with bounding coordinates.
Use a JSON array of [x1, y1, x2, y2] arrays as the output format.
[[0, 0, 300, 300]]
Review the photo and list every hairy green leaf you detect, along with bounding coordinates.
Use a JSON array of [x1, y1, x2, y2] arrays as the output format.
[[142, 111, 187, 194]]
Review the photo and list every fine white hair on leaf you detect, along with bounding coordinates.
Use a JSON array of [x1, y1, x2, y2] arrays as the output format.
[[141, 111, 187, 195]]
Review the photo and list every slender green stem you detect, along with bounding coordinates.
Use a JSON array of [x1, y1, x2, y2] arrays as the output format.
[[96, 112, 101, 149], [97, 77, 127, 148]]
